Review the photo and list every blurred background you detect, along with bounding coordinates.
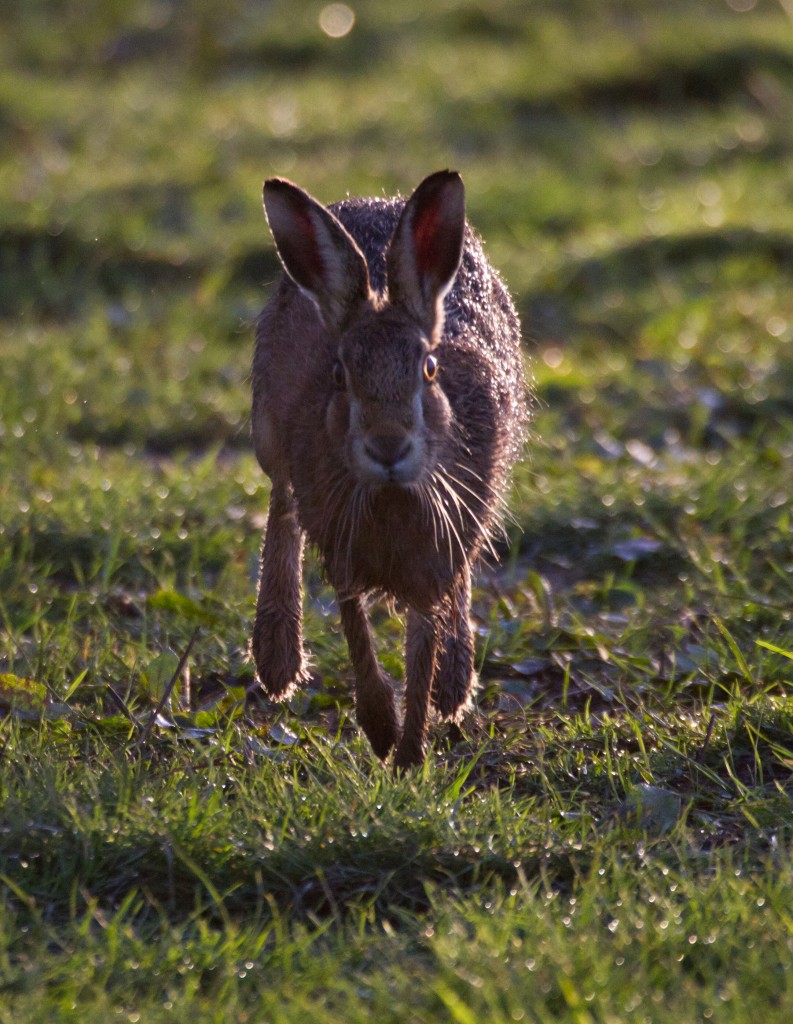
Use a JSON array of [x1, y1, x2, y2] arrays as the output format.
[[4, 0, 793, 451]]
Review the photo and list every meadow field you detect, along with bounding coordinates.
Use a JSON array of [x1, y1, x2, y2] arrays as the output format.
[[3, 0, 793, 1019]]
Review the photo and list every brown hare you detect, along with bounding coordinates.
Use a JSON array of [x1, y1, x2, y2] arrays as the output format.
[[250, 170, 528, 769]]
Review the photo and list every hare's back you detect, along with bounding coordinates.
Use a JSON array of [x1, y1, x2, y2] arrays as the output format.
[[329, 196, 401, 293], [333, 196, 521, 350]]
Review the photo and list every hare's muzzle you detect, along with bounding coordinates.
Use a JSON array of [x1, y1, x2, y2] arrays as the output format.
[[364, 435, 413, 469], [354, 430, 423, 485]]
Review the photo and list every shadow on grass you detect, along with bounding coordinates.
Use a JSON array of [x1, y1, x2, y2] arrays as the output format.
[[0, 226, 280, 318], [523, 225, 793, 343], [567, 42, 793, 111], [559, 228, 793, 294]]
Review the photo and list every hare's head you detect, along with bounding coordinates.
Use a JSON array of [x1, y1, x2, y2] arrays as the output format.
[[263, 171, 466, 487]]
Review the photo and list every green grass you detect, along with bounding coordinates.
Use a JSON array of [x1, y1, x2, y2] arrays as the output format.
[[3, 0, 793, 1019]]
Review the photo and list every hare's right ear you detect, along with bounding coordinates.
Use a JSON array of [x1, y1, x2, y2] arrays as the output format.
[[263, 179, 370, 332]]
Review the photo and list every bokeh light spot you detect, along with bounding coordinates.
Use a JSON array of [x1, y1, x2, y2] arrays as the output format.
[[319, 4, 355, 38]]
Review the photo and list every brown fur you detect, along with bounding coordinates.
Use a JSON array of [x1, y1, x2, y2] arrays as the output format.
[[250, 170, 529, 769]]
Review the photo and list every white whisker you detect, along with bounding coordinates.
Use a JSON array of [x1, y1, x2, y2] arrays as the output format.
[[444, 463, 517, 530], [427, 478, 470, 576], [320, 470, 353, 548], [435, 470, 499, 562], [412, 481, 440, 554]]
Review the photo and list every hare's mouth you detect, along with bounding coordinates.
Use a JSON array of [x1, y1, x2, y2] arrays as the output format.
[[358, 462, 422, 488]]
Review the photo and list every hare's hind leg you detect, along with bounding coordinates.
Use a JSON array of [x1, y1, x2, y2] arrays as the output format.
[[432, 565, 475, 722], [250, 482, 310, 699], [394, 610, 441, 770], [339, 597, 399, 760]]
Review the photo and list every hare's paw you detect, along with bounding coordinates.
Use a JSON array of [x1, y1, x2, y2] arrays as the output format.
[[355, 671, 399, 760], [432, 633, 475, 722], [392, 734, 426, 772], [250, 613, 309, 699]]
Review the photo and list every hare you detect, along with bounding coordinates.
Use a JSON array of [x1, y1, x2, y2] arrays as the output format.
[[250, 170, 528, 769]]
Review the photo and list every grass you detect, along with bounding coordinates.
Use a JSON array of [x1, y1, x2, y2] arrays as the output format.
[[3, 0, 793, 1019]]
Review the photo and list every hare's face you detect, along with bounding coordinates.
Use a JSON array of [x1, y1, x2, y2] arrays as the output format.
[[328, 308, 451, 487], [263, 170, 465, 490]]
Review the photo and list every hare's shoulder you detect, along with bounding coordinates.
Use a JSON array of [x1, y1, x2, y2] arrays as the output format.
[[445, 234, 520, 342]]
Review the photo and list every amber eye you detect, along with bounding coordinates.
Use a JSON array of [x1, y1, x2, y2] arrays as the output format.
[[332, 359, 346, 389], [423, 353, 439, 383]]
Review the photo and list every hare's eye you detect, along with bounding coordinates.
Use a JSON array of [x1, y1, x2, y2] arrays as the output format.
[[423, 353, 439, 383], [332, 360, 346, 389]]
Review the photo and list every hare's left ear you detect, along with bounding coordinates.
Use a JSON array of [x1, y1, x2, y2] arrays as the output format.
[[386, 170, 465, 338]]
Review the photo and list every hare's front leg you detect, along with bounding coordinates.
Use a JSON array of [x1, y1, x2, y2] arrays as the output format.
[[250, 482, 309, 699], [339, 597, 398, 760], [393, 610, 441, 770], [432, 564, 475, 722]]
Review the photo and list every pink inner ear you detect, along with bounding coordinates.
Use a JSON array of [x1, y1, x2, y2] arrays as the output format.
[[412, 203, 444, 280], [293, 205, 323, 282], [283, 197, 324, 286]]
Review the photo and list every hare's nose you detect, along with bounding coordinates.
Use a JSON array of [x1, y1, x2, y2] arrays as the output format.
[[364, 435, 413, 469]]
